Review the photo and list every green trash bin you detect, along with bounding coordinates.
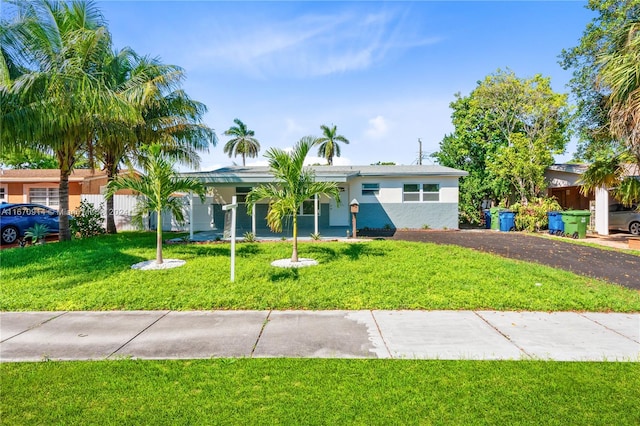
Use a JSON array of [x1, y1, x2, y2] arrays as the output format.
[[561, 210, 591, 239], [490, 207, 502, 230]]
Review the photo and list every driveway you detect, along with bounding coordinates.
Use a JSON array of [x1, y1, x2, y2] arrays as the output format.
[[392, 230, 640, 290]]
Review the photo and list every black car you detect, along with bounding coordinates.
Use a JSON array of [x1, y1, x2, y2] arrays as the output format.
[[0, 203, 64, 244]]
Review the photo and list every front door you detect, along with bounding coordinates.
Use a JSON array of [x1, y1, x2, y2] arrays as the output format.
[[329, 187, 349, 226]]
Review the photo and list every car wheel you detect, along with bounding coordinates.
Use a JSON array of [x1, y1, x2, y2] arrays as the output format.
[[630, 221, 640, 236], [1, 226, 19, 244]]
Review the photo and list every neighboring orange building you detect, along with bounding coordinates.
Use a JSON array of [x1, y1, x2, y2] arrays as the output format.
[[0, 169, 135, 210]]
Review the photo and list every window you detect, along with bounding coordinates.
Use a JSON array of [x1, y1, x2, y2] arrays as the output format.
[[235, 187, 252, 203], [403, 184, 420, 202], [29, 187, 59, 207], [0, 186, 6, 202], [422, 184, 440, 201], [362, 183, 380, 196], [299, 199, 319, 216], [403, 183, 439, 202]]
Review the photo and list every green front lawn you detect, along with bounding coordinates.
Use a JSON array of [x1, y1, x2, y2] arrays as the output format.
[[2, 359, 639, 425], [1, 232, 639, 312]]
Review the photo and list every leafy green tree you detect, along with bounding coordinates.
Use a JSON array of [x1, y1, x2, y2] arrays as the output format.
[[223, 119, 260, 166], [315, 124, 349, 165], [246, 136, 341, 262], [1, 0, 137, 241], [433, 70, 570, 221], [560, 0, 640, 161], [97, 48, 215, 234], [106, 145, 206, 265], [0, 148, 58, 169]]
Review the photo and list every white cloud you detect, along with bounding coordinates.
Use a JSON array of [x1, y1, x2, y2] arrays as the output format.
[[365, 115, 390, 139], [191, 5, 441, 78]]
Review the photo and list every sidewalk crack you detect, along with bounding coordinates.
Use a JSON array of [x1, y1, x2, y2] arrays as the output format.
[[251, 310, 272, 358], [108, 311, 171, 359], [370, 310, 393, 359], [474, 311, 532, 360]]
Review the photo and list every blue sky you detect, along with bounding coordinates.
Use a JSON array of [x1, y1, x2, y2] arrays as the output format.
[[97, 1, 595, 170]]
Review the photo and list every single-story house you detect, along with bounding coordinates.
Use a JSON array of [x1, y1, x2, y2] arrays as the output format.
[[181, 165, 468, 237], [544, 163, 639, 236], [544, 164, 593, 210], [0, 169, 103, 209], [0, 169, 141, 230]]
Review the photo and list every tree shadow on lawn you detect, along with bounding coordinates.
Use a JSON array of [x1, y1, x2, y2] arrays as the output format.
[[303, 243, 388, 262], [269, 267, 300, 282], [4, 250, 147, 291], [168, 243, 231, 258]]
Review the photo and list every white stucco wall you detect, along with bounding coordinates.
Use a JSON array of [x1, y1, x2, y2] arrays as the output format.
[[346, 176, 459, 204]]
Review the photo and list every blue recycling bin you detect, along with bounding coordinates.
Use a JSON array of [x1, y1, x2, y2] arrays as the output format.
[[499, 210, 516, 232], [547, 211, 564, 235], [483, 209, 491, 229]]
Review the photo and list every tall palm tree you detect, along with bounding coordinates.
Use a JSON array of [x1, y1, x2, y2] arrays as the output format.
[[97, 49, 215, 233], [1, 0, 137, 241], [223, 118, 260, 166], [598, 21, 640, 161], [591, 20, 640, 205], [315, 124, 349, 165], [106, 144, 206, 265], [245, 136, 341, 262]]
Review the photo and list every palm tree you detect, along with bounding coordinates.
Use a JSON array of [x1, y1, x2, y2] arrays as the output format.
[[580, 150, 640, 206], [315, 124, 349, 165], [106, 144, 206, 264], [245, 136, 341, 262], [223, 118, 260, 166], [96, 49, 215, 234], [1, 0, 137, 241], [597, 21, 640, 161], [589, 20, 640, 205]]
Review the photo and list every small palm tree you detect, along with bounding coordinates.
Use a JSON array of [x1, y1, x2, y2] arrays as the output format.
[[223, 119, 260, 166], [246, 136, 341, 262], [315, 124, 350, 165], [106, 144, 206, 264]]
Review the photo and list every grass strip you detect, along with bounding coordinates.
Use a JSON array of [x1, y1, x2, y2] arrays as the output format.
[[2, 359, 639, 425], [1, 233, 639, 312]]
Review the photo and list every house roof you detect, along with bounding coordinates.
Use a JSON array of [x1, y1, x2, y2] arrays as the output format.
[[0, 169, 104, 183], [546, 163, 590, 175], [182, 165, 468, 184]]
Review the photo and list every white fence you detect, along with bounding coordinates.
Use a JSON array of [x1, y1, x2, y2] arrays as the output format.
[[81, 194, 189, 232], [81, 194, 143, 232]]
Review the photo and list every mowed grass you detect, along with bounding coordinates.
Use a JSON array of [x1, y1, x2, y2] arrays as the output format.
[[2, 359, 639, 425], [1, 232, 639, 312]]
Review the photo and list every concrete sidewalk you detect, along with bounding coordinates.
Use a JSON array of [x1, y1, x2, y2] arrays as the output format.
[[1, 310, 638, 362]]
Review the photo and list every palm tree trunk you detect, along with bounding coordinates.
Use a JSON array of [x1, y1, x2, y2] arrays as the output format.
[[105, 161, 117, 234], [291, 213, 298, 262], [242, 152, 246, 166], [156, 209, 163, 264], [58, 169, 71, 241]]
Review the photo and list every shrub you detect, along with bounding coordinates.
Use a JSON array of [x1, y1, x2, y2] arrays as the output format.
[[511, 197, 562, 232], [71, 200, 106, 238], [310, 232, 321, 240], [243, 232, 256, 242]]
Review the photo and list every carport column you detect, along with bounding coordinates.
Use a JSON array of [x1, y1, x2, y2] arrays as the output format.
[[594, 186, 609, 236], [252, 206, 256, 236], [314, 195, 318, 235]]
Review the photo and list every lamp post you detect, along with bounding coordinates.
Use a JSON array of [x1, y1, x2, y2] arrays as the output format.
[[350, 198, 359, 238]]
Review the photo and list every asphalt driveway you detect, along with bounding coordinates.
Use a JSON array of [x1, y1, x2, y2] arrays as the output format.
[[392, 230, 640, 290]]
